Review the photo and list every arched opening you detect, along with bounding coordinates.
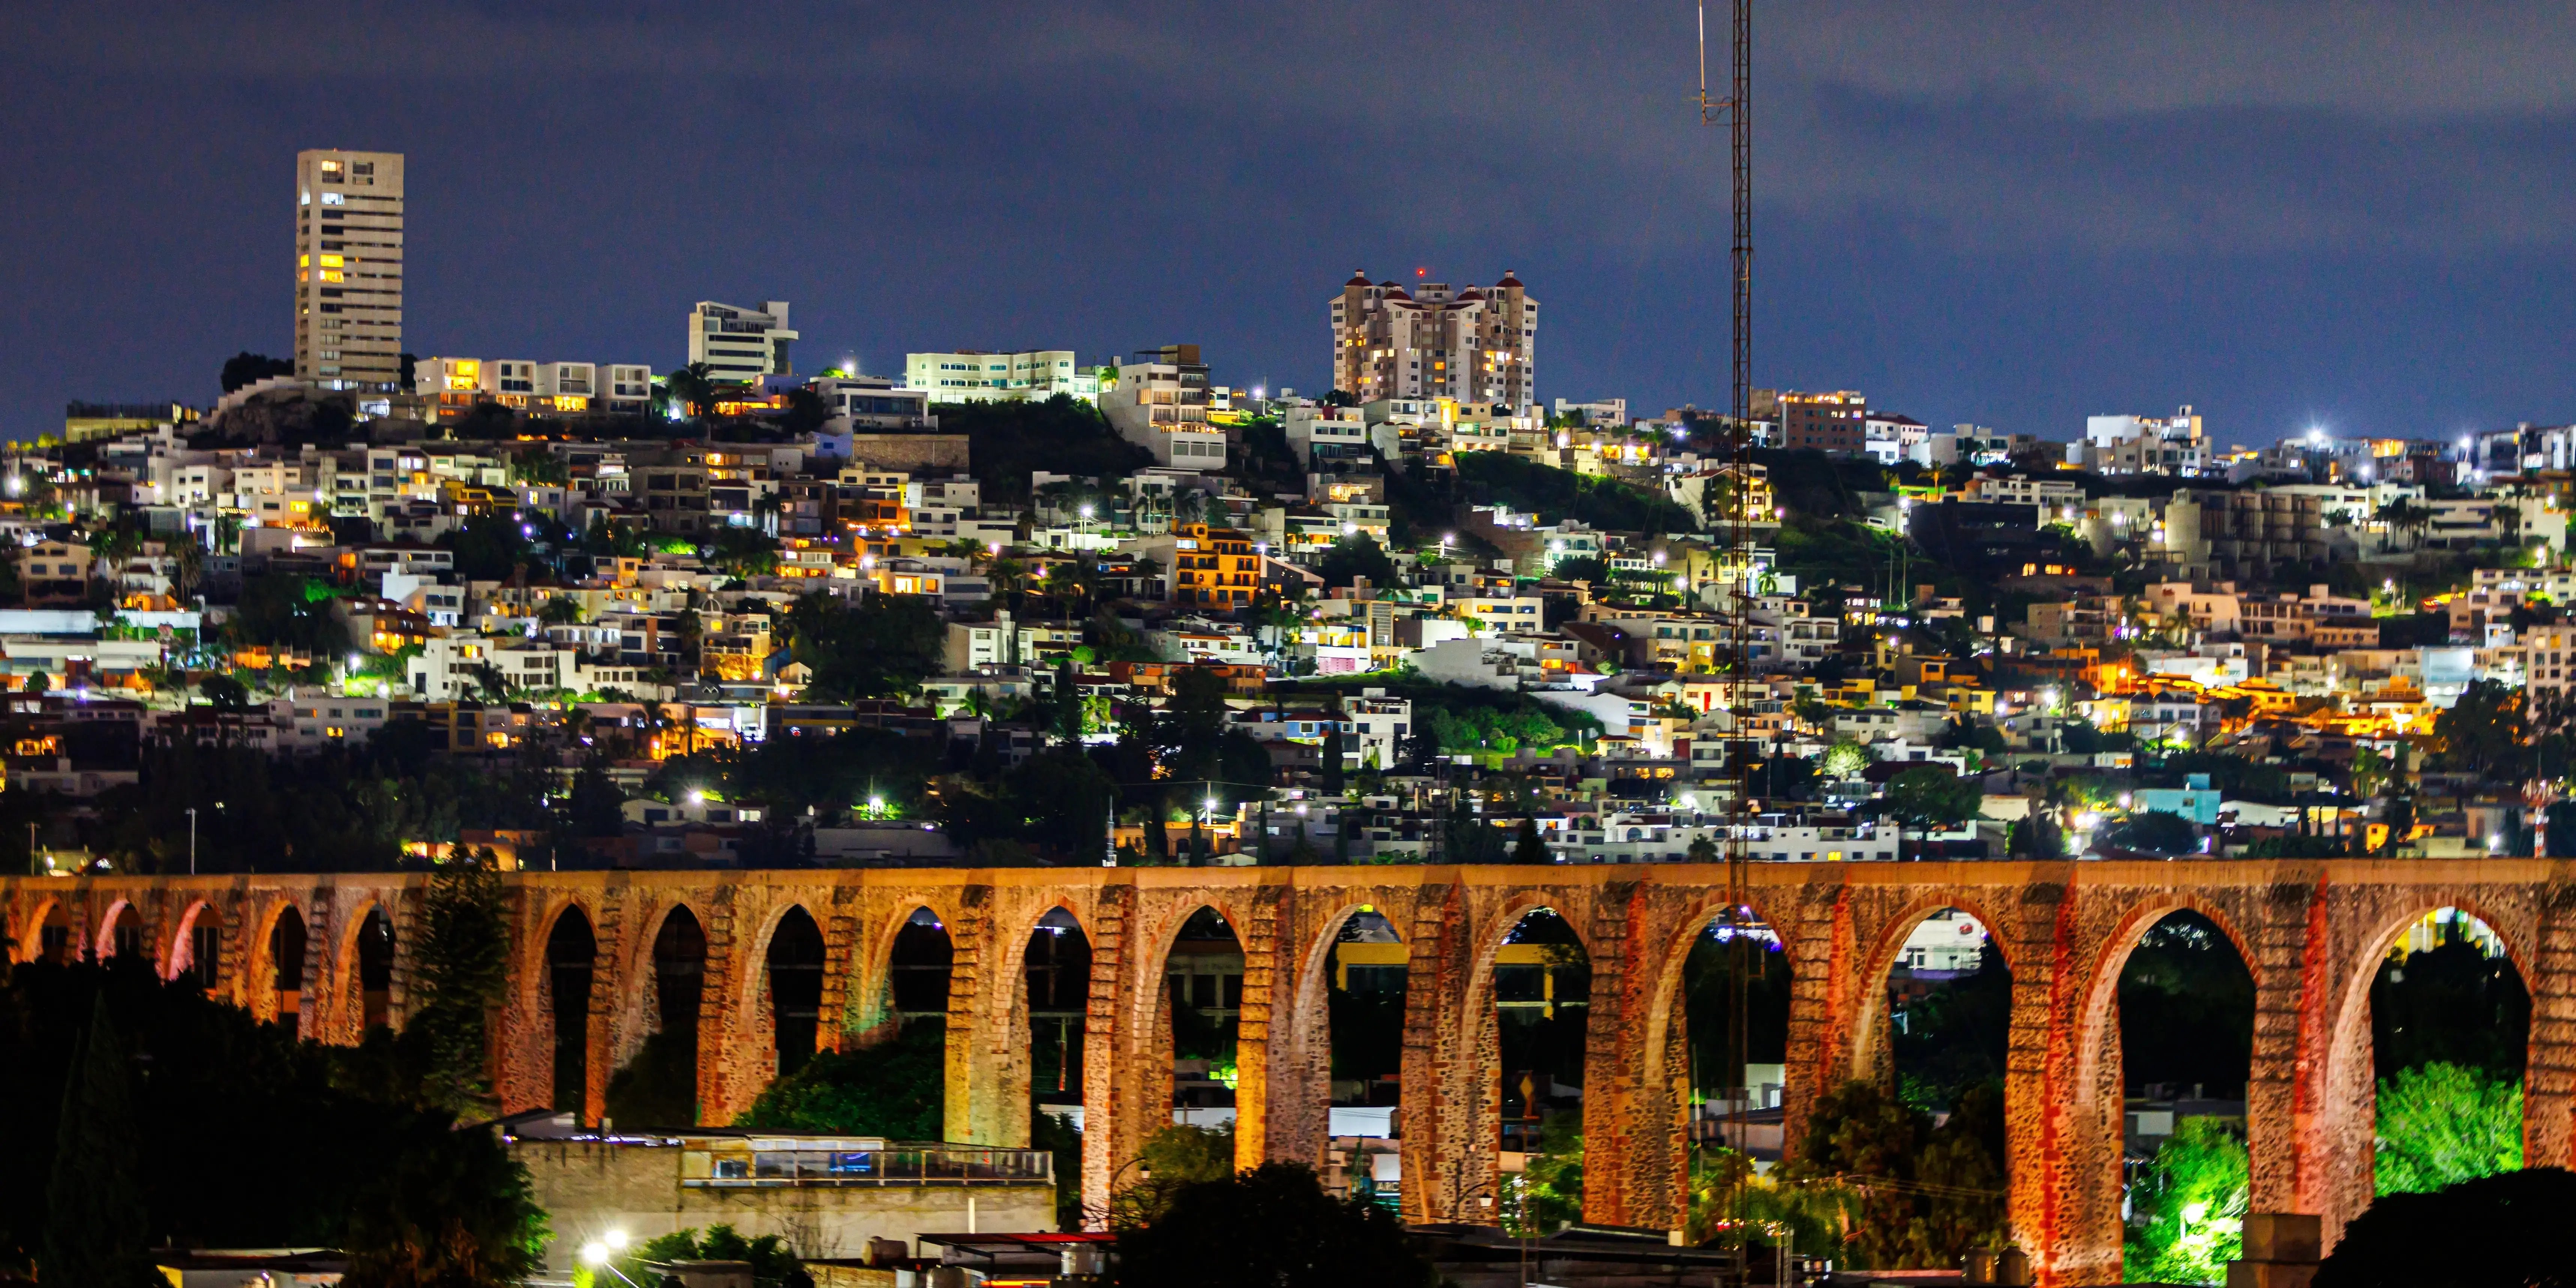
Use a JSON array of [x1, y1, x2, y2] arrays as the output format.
[[1681, 903, 1790, 1157], [1324, 908, 1406, 1209], [890, 906, 955, 1023], [1168, 907, 1244, 1121], [179, 904, 222, 990], [1028, 907, 1092, 1113], [2368, 908, 2529, 1196], [767, 907, 826, 1077], [546, 907, 597, 1114], [1495, 908, 1589, 1158], [1887, 907, 2011, 1114], [2117, 910, 2257, 1285], [1328, 909, 1406, 1110], [37, 903, 72, 964], [270, 907, 308, 1038], [1796, 906, 2014, 1268], [102, 903, 143, 962], [356, 907, 394, 1031], [606, 906, 706, 1127]]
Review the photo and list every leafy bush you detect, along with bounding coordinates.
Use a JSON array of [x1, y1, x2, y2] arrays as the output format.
[[2375, 1063, 2522, 1195], [736, 1023, 945, 1139], [608, 1224, 798, 1288], [1118, 1162, 1433, 1288]]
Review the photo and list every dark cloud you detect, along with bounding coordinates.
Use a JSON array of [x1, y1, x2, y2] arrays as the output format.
[[0, 0, 2569, 442]]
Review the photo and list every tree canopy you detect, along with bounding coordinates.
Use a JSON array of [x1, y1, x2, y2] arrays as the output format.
[[1116, 1162, 1435, 1288], [2315, 1168, 2576, 1288]]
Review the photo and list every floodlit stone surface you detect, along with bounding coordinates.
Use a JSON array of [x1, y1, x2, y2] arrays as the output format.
[[10, 859, 2571, 1287]]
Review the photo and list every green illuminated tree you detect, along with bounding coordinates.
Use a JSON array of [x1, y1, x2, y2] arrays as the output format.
[[2374, 1062, 2522, 1195], [1820, 737, 1872, 780], [2123, 1117, 2249, 1285]]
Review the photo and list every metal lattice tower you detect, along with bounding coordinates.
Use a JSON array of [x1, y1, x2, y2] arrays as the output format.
[[1699, 0, 1757, 1259]]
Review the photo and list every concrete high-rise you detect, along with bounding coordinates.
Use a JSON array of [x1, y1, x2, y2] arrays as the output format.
[[292, 149, 405, 390], [1330, 271, 1537, 409]]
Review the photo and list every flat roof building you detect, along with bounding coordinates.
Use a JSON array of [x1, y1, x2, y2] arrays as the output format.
[[690, 301, 798, 384], [293, 149, 405, 390]]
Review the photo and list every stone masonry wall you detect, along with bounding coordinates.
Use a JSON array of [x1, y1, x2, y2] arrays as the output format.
[[10, 859, 2575, 1287]]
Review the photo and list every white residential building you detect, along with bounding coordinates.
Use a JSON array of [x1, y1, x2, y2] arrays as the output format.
[[1103, 346, 1227, 471], [905, 350, 1096, 402], [688, 300, 798, 382], [2071, 407, 2210, 477]]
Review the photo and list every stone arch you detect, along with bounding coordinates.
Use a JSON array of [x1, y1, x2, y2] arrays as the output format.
[[2068, 893, 2266, 1105], [850, 897, 960, 1045], [10, 892, 63, 963], [1095, 893, 1259, 1177], [1620, 885, 1803, 1227], [2317, 895, 2535, 1240], [1020, 900, 1094, 1108], [544, 902, 600, 1115], [1847, 890, 2021, 1083], [605, 900, 710, 1127], [256, 900, 311, 1035], [1269, 899, 1411, 1169], [96, 898, 144, 963], [763, 904, 828, 1079], [608, 898, 706, 1063], [2050, 894, 2267, 1288], [1443, 894, 1595, 1221], [167, 897, 220, 986]]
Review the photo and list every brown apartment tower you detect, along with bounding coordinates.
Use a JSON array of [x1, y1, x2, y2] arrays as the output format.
[[293, 149, 406, 390], [1330, 271, 1536, 409]]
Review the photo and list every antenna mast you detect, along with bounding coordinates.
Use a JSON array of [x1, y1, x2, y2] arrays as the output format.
[[1697, 0, 1758, 1264]]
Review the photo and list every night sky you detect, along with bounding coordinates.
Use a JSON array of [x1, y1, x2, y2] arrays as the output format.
[[4, 1, 2573, 446]]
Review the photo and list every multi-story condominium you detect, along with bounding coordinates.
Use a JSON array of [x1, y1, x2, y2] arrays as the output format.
[[688, 301, 798, 383], [293, 149, 405, 390], [1768, 390, 1866, 454], [1330, 271, 1537, 408], [2072, 407, 2209, 477], [1102, 345, 1226, 471], [414, 358, 652, 421], [1170, 523, 1261, 608], [904, 350, 1095, 401]]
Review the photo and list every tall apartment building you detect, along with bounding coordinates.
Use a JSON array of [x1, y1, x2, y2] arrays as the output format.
[[1330, 271, 1537, 409], [688, 301, 798, 383], [1769, 390, 1866, 454], [1102, 345, 1227, 472], [293, 149, 405, 390], [904, 350, 1096, 402]]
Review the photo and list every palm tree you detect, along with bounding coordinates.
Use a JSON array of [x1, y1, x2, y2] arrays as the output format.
[[988, 557, 1028, 609], [172, 540, 203, 606], [663, 363, 720, 423]]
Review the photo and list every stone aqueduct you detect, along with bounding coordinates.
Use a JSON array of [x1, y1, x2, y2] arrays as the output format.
[[7, 859, 2575, 1285]]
